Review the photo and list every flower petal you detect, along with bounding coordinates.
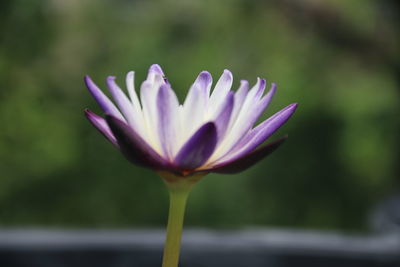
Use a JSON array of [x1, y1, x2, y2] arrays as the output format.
[[125, 71, 142, 113], [208, 69, 233, 116], [227, 80, 249, 131], [174, 122, 218, 170], [213, 91, 234, 143], [258, 82, 277, 113], [84, 75, 125, 121], [254, 78, 267, 99], [105, 115, 170, 170], [106, 76, 145, 135], [140, 78, 164, 154], [147, 64, 165, 81], [181, 71, 212, 141], [157, 83, 180, 159], [84, 109, 118, 147], [193, 71, 213, 96], [211, 80, 274, 159], [223, 103, 298, 162], [209, 136, 287, 174]]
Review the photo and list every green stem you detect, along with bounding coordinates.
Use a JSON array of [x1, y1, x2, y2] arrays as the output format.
[[162, 185, 191, 267]]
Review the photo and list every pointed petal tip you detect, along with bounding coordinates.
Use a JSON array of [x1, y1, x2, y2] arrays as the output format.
[[107, 76, 116, 81], [84, 108, 95, 120], [84, 108, 91, 116], [106, 76, 118, 90], [253, 78, 266, 97], [223, 69, 232, 73], [278, 103, 298, 115], [84, 108, 101, 120], [269, 82, 277, 92], [260, 78, 266, 88], [223, 69, 233, 78], [85, 109, 119, 147], [84, 75, 102, 95], [84, 75, 93, 86], [149, 64, 164, 74], [198, 71, 212, 81], [85, 108, 104, 122], [200, 70, 211, 75], [193, 71, 212, 93], [259, 81, 277, 103], [84, 75, 98, 93], [289, 103, 299, 111]]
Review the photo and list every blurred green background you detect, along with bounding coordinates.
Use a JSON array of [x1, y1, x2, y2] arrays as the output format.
[[0, 0, 399, 232]]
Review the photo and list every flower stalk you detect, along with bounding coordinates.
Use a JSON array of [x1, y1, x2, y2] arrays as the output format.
[[160, 172, 205, 267], [162, 187, 189, 267]]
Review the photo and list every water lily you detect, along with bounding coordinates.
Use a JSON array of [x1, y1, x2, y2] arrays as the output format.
[[85, 64, 297, 175], [84, 64, 297, 267]]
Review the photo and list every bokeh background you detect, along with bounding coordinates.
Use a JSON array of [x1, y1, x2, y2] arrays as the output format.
[[0, 0, 399, 232]]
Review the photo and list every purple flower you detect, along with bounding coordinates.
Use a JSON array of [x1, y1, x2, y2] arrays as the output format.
[[84, 64, 297, 176]]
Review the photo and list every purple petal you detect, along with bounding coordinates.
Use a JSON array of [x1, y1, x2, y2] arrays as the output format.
[[174, 122, 218, 170], [214, 91, 234, 142], [84, 75, 125, 121], [84, 109, 118, 147], [215, 81, 277, 161], [157, 83, 179, 159], [230, 79, 270, 134], [231, 81, 277, 138], [106, 76, 142, 131], [260, 82, 277, 108], [106, 115, 171, 170], [210, 136, 287, 174], [254, 78, 266, 99], [227, 103, 298, 162]]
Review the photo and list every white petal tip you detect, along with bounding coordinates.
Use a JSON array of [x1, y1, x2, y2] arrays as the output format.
[[223, 69, 233, 77]]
